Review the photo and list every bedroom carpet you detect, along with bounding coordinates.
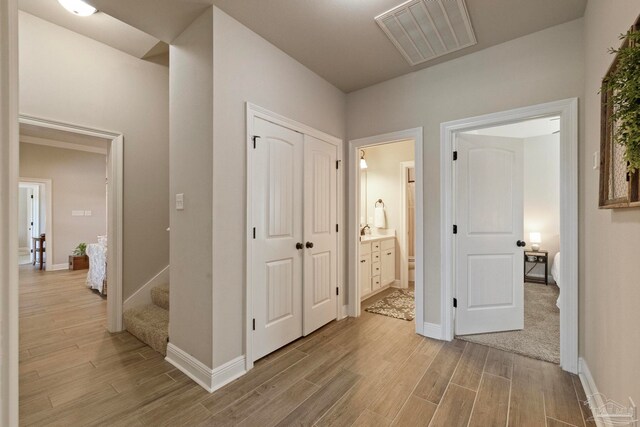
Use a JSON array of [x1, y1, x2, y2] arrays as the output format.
[[457, 282, 560, 364]]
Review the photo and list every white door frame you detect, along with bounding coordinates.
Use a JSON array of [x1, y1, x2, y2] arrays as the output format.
[[245, 103, 343, 371], [440, 98, 578, 373], [399, 161, 415, 289], [19, 179, 49, 266], [18, 115, 125, 334], [348, 128, 425, 335], [1, 0, 20, 423]]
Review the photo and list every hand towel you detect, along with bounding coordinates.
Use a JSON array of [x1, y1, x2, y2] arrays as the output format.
[[374, 206, 386, 228]]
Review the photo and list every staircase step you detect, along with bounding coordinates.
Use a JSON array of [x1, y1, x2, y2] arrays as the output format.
[[151, 285, 169, 310], [123, 304, 169, 356]]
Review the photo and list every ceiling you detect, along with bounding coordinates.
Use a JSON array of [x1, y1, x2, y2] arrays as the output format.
[[19, 0, 169, 61], [471, 116, 561, 139], [20, 123, 109, 150], [209, 0, 587, 92], [28, 0, 587, 93]]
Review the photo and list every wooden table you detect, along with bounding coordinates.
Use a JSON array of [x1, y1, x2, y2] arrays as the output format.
[[32, 235, 45, 270]]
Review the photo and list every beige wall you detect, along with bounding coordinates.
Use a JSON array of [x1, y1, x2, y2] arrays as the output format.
[[19, 143, 106, 266], [361, 140, 415, 278], [211, 7, 347, 367], [169, 7, 214, 367], [524, 134, 560, 278], [581, 0, 640, 404], [347, 19, 584, 324], [19, 12, 169, 298]]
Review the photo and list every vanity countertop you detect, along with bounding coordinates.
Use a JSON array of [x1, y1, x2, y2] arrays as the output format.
[[360, 234, 395, 243]]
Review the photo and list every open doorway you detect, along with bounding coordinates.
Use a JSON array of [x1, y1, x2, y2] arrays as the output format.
[[440, 98, 579, 373], [17, 181, 43, 265], [19, 116, 124, 332], [455, 116, 561, 364], [348, 128, 425, 335]]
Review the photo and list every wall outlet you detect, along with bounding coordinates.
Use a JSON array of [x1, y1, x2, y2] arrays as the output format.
[[176, 193, 184, 210]]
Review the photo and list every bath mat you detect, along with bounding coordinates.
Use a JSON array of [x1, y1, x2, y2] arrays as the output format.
[[365, 289, 415, 321]]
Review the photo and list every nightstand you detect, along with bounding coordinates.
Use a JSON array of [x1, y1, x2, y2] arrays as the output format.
[[524, 250, 548, 285]]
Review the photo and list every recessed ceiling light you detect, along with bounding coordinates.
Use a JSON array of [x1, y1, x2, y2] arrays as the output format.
[[57, 0, 97, 17]]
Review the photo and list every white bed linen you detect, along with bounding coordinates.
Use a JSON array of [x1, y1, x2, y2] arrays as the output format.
[[86, 240, 107, 294], [551, 252, 560, 308]]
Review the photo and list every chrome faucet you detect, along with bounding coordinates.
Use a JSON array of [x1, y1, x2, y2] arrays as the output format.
[[360, 224, 370, 236]]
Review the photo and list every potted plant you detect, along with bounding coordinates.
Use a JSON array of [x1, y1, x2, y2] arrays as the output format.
[[602, 28, 640, 174], [69, 242, 89, 270]]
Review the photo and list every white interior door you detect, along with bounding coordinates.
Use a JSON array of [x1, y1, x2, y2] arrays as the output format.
[[252, 117, 304, 360], [455, 133, 524, 335], [303, 135, 337, 335]]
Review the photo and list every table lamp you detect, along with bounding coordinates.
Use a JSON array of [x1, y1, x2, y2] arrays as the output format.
[[529, 232, 541, 251]]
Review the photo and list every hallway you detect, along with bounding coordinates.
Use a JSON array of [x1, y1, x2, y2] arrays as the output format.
[[19, 267, 594, 426]]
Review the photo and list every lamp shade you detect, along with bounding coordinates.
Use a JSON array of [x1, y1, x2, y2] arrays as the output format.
[[529, 232, 541, 244]]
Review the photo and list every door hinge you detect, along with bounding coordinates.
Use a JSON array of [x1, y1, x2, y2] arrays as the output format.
[[252, 135, 260, 149], [336, 287, 339, 296], [30, 222, 33, 226], [30, 195, 34, 199], [453, 151, 458, 161], [453, 298, 457, 308], [252, 318, 256, 331], [252, 227, 256, 239], [336, 160, 340, 170], [336, 224, 339, 232], [453, 224, 458, 234]]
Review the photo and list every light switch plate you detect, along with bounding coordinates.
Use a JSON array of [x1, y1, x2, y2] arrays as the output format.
[[84, 210, 92, 216], [593, 151, 600, 170], [176, 193, 184, 210], [72, 210, 85, 217]]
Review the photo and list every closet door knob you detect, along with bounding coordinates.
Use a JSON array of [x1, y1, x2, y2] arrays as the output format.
[[305, 241, 314, 249], [296, 242, 303, 250], [516, 240, 526, 247]]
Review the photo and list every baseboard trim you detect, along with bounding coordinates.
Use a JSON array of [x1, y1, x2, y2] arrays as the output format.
[[124, 265, 169, 312], [423, 322, 446, 340], [212, 355, 247, 391], [578, 357, 607, 427], [50, 263, 68, 271], [165, 343, 246, 393]]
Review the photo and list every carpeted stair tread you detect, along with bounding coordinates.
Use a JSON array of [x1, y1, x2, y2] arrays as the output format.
[[123, 304, 169, 356], [151, 285, 169, 310]]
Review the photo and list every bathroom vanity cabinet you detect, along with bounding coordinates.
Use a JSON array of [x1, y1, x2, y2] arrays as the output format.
[[359, 236, 396, 300]]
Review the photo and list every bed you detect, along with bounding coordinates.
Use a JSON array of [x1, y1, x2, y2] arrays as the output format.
[[86, 236, 107, 295], [551, 252, 561, 309]]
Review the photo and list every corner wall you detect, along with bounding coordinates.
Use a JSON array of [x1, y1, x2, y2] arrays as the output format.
[[169, 7, 214, 367], [18, 12, 170, 299], [581, 0, 640, 405], [347, 19, 584, 325], [211, 7, 347, 367]]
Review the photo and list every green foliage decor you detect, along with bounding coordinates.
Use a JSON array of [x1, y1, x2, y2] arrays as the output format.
[[73, 243, 87, 257], [603, 30, 640, 173]]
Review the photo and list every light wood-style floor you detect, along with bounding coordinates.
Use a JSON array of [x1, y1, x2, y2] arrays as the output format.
[[19, 267, 595, 426]]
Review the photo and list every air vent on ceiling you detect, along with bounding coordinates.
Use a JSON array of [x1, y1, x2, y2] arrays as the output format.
[[375, 0, 477, 66]]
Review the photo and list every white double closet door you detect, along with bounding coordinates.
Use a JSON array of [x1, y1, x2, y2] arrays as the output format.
[[251, 117, 338, 361]]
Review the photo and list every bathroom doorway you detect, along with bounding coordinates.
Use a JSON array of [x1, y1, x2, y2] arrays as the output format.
[[348, 128, 425, 336]]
